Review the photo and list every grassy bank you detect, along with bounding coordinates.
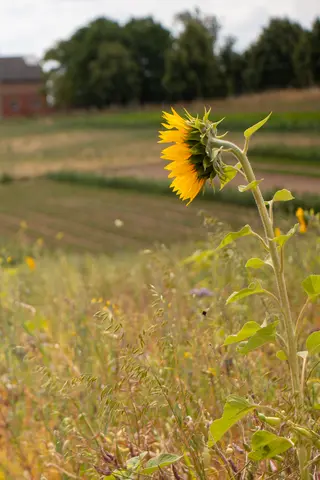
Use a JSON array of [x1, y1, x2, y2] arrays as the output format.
[[1, 110, 320, 139], [46, 171, 320, 212], [0, 179, 261, 255]]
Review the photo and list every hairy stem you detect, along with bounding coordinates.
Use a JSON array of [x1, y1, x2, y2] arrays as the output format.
[[211, 137, 308, 478]]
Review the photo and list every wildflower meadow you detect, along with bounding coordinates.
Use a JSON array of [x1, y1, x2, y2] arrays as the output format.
[[0, 101, 320, 479]]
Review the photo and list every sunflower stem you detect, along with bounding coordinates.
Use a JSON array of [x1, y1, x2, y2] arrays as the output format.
[[209, 136, 308, 479]]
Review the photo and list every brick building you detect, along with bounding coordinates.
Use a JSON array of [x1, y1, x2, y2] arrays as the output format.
[[0, 56, 47, 118]]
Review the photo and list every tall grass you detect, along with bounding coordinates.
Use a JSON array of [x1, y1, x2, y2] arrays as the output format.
[[0, 219, 319, 478]]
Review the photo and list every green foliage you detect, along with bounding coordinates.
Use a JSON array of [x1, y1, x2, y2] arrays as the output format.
[[302, 274, 320, 300], [311, 18, 320, 84], [223, 321, 261, 345], [237, 321, 278, 355], [276, 350, 288, 361], [43, 10, 320, 108], [140, 454, 182, 474], [219, 164, 239, 190], [123, 18, 172, 104], [208, 395, 255, 445], [244, 112, 272, 138], [272, 189, 295, 202], [245, 257, 270, 269], [224, 320, 278, 355], [163, 9, 225, 101], [271, 225, 298, 247], [226, 281, 265, 304], [215, 225, 253, 251], [89, 41, 140, 105], [219, 36, 245, 96], [243, 18, 306, 91], [248, 431, 293, 461], [238, 180, 263, 192], [306, 332, 320, 355]]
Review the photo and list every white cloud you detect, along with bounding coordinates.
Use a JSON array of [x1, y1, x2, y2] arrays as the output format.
[[0, 0, 318, 57]]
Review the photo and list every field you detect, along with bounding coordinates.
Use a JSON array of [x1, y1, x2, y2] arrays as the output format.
[[0, 89, 320, 479]]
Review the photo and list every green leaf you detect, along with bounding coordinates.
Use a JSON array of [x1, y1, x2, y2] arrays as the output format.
[[226, 282, 265, 305], [183, 249, 214, 265], [237, 321, 278, 355], [306, 332, 320, 355], [248, 430, 293, 461], [223, 321, 261, 346], [220, 165, 238, 190], [208, 395, 255, 446], [245, 257, 268, 269], [140, 454, 182, 475], [272, 189, 295, 202], [244, 112, 272, 138], [126, 452, 148, 470], [302, 275, 320, 300], [238, 180, 263, 192], [215, 225, 253, 252], [276, 350, 288, 361], [271, 224, 298, 247]]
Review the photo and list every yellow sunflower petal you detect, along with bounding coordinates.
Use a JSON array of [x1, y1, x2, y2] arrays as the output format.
[[161, 144, 191, 161], [162, 110, 186, 129], [158, 129, 187, 144]]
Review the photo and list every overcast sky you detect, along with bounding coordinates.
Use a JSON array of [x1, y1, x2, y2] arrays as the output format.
[[0, 0, 319, 58]]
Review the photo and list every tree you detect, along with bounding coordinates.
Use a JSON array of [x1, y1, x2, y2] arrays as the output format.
[[44, 17, 130, 108], [311, 18, 320, 84], [163, 9, 225, 101], [219, 37, 245, 96], [89, 42, 139, 105], [293, 31, 313, 87], [123, 18, 172, 104], [243, 18, 305, 91]]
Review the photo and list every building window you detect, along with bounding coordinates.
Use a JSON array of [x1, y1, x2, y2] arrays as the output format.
[[11, 100, 20, 112]]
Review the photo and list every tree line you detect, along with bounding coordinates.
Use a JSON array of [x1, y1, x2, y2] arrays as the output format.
[[44, 9, 320, 108]]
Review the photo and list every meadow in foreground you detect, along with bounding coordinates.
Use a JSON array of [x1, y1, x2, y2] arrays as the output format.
[[1, 104, 320, 480], [0, 210, 319, 479]]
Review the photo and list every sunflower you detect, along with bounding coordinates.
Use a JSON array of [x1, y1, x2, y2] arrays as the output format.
[[159, 108, 217, 204]]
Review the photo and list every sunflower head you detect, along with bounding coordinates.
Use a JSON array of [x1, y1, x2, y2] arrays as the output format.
[[159, 108, 223, 204]]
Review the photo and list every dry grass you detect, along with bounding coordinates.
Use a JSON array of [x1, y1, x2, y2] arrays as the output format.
[[0, 180, 260, 254], [192, 87, 320, 113], [0, 219, 319, 478], [0, 127, 319, 181]]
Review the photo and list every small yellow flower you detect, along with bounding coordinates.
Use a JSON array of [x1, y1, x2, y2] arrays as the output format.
[[274, 227, 281, 237], [91, 298, 97, 304], [299, 222, 307, 233], [56, 232, 64, 240], [20, 220, 28, 230], [184, 352, 193, 359], [25, 256, 36, 271], [7, 256, 12, 263], [159, 108, 218, 204], [36, 237, 44, 247], [296, 208, 307, 233]]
